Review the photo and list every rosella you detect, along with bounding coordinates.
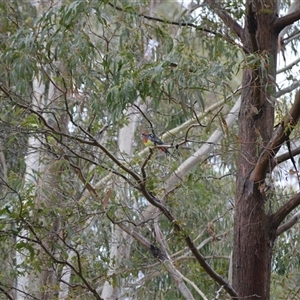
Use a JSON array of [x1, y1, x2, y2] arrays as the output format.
[[141, 131, 174, 157]]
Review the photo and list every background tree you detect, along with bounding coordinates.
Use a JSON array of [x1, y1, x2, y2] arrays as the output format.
[[1, 0, 300, 300]]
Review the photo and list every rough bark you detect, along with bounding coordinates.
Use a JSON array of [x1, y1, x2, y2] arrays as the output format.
[[232, 1, 279, 299]]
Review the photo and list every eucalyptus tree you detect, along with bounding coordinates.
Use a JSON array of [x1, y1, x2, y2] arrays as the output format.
[[0, 0, 300, 300]]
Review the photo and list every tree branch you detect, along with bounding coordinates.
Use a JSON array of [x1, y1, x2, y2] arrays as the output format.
[[272, 146, 300, 169], [0, 286, 14, 300], [168, 263, 209, 300], [17, 218, 103, 300], [277, 57, 300, 74], [250, 91, 300, 182], [283, 29, 300, 46], [184, 236, 238, 298], [106, 162, 238, 298], [276, 210, 300, 236], [108, 1, 243, 51], [109, 219, 167, 259], [108, 1, 217, 35], [204, 0, 245, 42], [25, 81, 237, 298], [165, 97, 241, 195], [273, 9, 300, 33], [271, 192, 300, 230], [275, 80, 300, 98]]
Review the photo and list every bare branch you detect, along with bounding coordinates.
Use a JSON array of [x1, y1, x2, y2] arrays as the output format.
[[133, 103, 154, 132], [204, 0, 245, 42], [165, 97, 241, 195], [0, 286, 14, 300], [273, 9, 300, 33], [276, 81, 300, 98], [113, 166, 238, 297], [17, 218, 103, 300], [283, 29, 300, 46], [109, 219, 154, 250], [108, 1, 217, 35], [167, 263, 209, 300], [152, 217, 196, 300], [107, 1, 243, 50], [271, 192, 300, 229], [277, 57, 300, 74], [184, 235, 238, 298], [250, 91, 300, 182], [276, 210, 300, 236], [272, 146, 300, 168], [5, 287, 39, 300]]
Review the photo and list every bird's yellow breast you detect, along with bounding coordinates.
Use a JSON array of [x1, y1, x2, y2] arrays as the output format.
[[143, 138, 154, 147]]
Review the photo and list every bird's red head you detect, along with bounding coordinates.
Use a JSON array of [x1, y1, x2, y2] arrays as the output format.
[[141, 131, 149, 144]]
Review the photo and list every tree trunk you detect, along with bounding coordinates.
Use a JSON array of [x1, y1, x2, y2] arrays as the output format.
[[100, 105, 138, 299], [232, 1, 278, 299], [16, 78, 44, 300]]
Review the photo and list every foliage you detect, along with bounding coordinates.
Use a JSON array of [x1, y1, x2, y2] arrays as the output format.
[[0, 0, 300, 299]]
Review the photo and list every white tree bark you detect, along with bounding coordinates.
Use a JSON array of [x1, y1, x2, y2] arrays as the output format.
[[58, 251, 76, 300], [142, 96, 241, 221], [16, 78, 44, 300], [16, 0, 61, 295], [153, 217, 197, 300], [164, 97, 241, 195], [101, 105, 140, 299]]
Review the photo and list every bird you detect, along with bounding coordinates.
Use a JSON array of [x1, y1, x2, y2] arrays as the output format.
[[141, 131, 175, 157]]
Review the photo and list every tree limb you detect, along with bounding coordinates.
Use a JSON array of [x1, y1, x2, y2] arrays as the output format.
[[108, 1, 243, 51], [168, 264, 208, 300], [276, 210, 300, 236], [277, 57, 300, 74], [0, 286, 14, 300], [6, 287, 39, 300], [111, 216, 214, 300], [164, 97, 241, 195], [127, 168, 238, 298], [204, 0, 245, 42], [108, 1, 217, 35], [273, 9, 300, 33], [271, 192, 300, 229], [283, 29, 300, 46], [184, 236, 238, 298], [37, 87, 238, 299], [276, 81, 300, 98], [17, 218, 103, 300], [109, 219, 167, 258], [272, 145, 300, 168], [250, 90, 300, 182]]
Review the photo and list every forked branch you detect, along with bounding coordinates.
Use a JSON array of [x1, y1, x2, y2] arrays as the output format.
[[204, 0, 245, 42], [276, 211, 300, 236], [273, 8, 300, 33], [272, 192, 300, 231], [272, 146, 300, 169], [250, 91, 300, 182]]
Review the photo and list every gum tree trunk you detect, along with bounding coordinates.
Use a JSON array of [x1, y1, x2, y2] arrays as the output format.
[[232, 1, 278, 299]]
